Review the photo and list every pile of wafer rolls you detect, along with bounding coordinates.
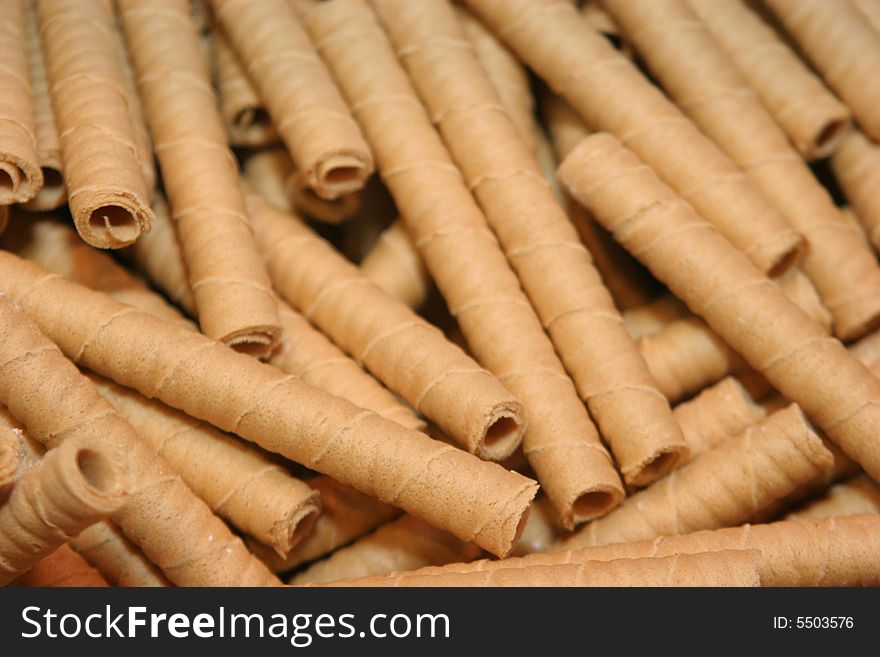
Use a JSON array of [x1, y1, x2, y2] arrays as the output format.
[[1, 0, 879, 588]]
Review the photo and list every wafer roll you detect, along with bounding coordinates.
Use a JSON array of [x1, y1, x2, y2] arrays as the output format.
[[287, 169, 363, 224], [37, 0, 153, 248], [763, 0, 880, 141], [512, 495, 562, 556], [0, 425, 19, 496], [249, 476, 400, 573], [464, 0, 803, 276], [0, 0, 42, 205], [673, 377, 768, 462], [562, 405, 833, 549], [91, 374, 322, 557], [832, 131, 880, 249], [606, 0, 880, 340], [211, 25, 277, 148], [853, 0, 880, 31], [309, 550, 762, 587], [210, 0, 372, 199], [242, 147, 295, 212], [247, 191, 524, 460], [623, 295, 689, 339], [421, 515, 880, 587], [290, 514, 482, 585], [0, 406, 42, 499], [0, 253, 538, 558], [306, 0, 623, 526], [688, 0, 850, 160], [0, 434, 129, 585], [119, 0, 281, 355], [786, 475, 880, 520], [360, 218, 430, 309], [71, 523, 171, 587], [559, 133, 880, 482], [0, 292, 282, 586], [375, 0, 687, 487], [13, 544, 109, 587]]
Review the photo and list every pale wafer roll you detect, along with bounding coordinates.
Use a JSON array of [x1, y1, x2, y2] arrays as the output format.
[[71, 522, 171, 587], [561, 405, 834, 550], [0, 405, 43, 503], [623, 295, 689, 339], [832, 131, 880, 249], [272, 302, 424, 431], [849, 327, 880, 370], [559, 133, 880, 482], [210, 0, 373, 200], [0, 292, 282, 586], [2, 212, 194, 331], [464, 0, 803, 276], [673, 377, 768, 463], [248, 476, 400, 573], [20, 0, 64, 213], [122, 194, 197, 317], [211, 25, 277, 148], [37, 0, 153, 248], [119, 0, 281, 356], [606, 0, 880, 340], [853, 0, 880, 31], [541, 89, 665, 310], [0, 0, 42, 205], [0, 254, 538, 558], [762, 0, 880, 141], [91, 373, 322, 557], [421, 515, 880, 587], [287, 169, 363, 224], [289, 514, 482, 585], [306, 0, 623, 526], [512, 495, 562, 556], [0, 434, 129, 585], [307, 550, 762, 587], [688, 0, 850, 160], [455, 4, 536, 153], [375, 0, 687, 488], [246, 191, 524, 460], [360, 218, 431, 309], [12, 545, 109, 587], [786, 475, 880, 520], [0, 424, 19, 495]]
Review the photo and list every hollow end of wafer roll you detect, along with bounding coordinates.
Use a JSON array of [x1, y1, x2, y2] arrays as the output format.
[[807, 116, 852, 160], [476, 405, 525, 462], [277, 502, 322, 557], [71, 441, 128, 509], [287, 171, 362, 224], [312, 153, 373, 201], [625, 446, 687, 488], [20, 166, 67, 212], [0, 156, 43, 206], [75, 194, 153, 249], [222, 324, 282, 359]]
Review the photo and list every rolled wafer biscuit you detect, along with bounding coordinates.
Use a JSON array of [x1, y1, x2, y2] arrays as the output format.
[[419, 515, 880, 587], [561, 405, 833, 549], [12, 545, 109, 587], [605, 0, 880, 340], [306, 0, 623, 526], [0, 434, 129, 586], [210, 0, 373, 200], [307, 550, 762, 587], [119, 0, 281, 355], [242, 147, 295, 212], [0, 253, 538, 558], [853, 0, 880, 31], [246, 191, 524, 461], [0, 292, 282, 586], [0, 424, 19, 495], [0, 0, 42, 205], [688, 0, 850, 160], [20, 0, 65, 212], [375, 0, 687, 487], [464, 0, 803, 276], [91, 373, 322, 557], [289, 514, 482, 585], [0, 405, 42, 495], [71, 523, 171, 587], [832, 131, 880, 249], [673, 377, 767, 463], [455, 4, 536, 153], [762, 0, 880, 141], [786, 475, 880, 520], [360, 218, 430, 309], [211, 25, 277, 148], [37, 0, 153, 248], [248, 476, 400, 573], [512, 495, 562, 556], [622, 295, 688, 340], [287, 169, 363, 224], [559, 133, 880, 482]]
